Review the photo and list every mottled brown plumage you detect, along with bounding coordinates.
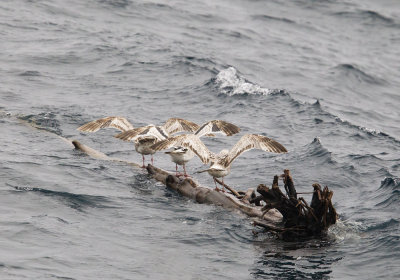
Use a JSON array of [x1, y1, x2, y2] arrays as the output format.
[[114, 125, 169, 142], [221, 134, 287, 168], [77, 117, 200, 167], [189, 134, 288, 190], [152, 134, 213, 164], [77, 116, 134, 132], [195, 120, 240, 137], [163, 118, 200, 135]]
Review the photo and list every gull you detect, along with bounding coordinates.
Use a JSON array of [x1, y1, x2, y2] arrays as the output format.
[[114, 118, 200, 167], [77, 116, 134, 132], [151, 120, 240, 177], [156, 133, 287, 190], [198, 134, 287, 191], [77, 117, 199, 167]]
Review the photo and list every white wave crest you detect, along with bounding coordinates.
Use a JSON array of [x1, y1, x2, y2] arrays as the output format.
[[334, 116, 386, 136], [215, 67, 272, 96]]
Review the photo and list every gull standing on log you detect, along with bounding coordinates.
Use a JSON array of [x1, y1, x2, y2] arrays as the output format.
[[198, 134, 287, 191], [155, 133, 287, 191], [78, 117, 199, 167], [151, 120, 241, 177], [114, 118, 200, 167]]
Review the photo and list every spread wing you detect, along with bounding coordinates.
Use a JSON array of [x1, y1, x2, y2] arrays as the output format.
[[114, 125, 168, 142], [195, 120, 240, 138], [162, 118, 200, 135], [151, 134, 213, 164], [77, 117, 134, 132], [223, 134, 287, 167]]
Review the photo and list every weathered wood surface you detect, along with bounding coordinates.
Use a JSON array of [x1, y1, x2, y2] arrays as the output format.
[[146, 165, 283, 225], [72, 140, 141, 168]]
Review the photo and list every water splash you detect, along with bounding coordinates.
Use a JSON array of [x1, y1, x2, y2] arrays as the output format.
[[328, 219, 365, 242], [215, 67, 273, 96]]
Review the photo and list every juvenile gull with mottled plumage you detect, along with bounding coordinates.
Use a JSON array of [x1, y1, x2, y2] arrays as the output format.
[[154, 133, 287, 190], [151, 120, 241, 177], [114, 118, 200, 167], [78, 117, 200, 167]]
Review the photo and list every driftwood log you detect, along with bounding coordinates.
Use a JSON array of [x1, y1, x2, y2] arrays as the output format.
[[72, 140, 337, 240]]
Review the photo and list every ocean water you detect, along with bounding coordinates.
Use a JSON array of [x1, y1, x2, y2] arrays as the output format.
[[1, 0, 399, 279]]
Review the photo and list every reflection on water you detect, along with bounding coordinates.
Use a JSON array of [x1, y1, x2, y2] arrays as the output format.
[[250, 232, 342, 279]]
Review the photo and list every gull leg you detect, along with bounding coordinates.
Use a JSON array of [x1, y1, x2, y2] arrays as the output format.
[[151, 155, 154, 166], [142, 154, 145, 168], [183, 163, 190, 177], [214, 177, 220, 192], [221, 177, 226, 192], [175, 164, 180, 177]]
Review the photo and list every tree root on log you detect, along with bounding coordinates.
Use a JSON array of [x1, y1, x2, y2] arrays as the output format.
[[72, 139, 338, 240], [250, 172, 338, 240]]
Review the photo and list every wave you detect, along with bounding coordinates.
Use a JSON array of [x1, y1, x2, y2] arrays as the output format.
[[302, 137, 336, 165], [98, 0, 132, 9], [367, 218, 399, 232], [348, 153, 385, 165], [252, 14, 295, 24], [332, 9, 397, 27], [213, 67, 400, 145], [319, 111, 400, 146], [19, 70, 42, 77], [379, 177, 400, 191], [333, 116, 400, 145], [332, 63, 387, 85], [17, 108, 87, 138], [172, 55, 217, 73], [10, 185, 114, 212], [18, 112, 63, 135], [374, 177, 400, 209], [214, 67, 276, 96], [275, 137, 361, 188]]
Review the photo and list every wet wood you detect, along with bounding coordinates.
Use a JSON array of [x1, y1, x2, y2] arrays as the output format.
[[146, 165, 283, 224], [214, 178, 241, 197], [252, 177, 338, 240]]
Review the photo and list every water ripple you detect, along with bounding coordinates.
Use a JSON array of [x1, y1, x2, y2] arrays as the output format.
[[10, 185, 115, 212]]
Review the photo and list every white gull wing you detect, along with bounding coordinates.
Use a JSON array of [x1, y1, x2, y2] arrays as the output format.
[[114, 125, 168, 142], [194, 120, 240, 138], [151, 134, 214, 164], [162, 118, 200, 135], [222, 134, 288, 167], [77, 116, 134, 132]]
